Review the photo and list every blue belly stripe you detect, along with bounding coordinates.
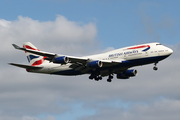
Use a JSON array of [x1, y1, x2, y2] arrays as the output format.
[[50, 55, 170, 76]]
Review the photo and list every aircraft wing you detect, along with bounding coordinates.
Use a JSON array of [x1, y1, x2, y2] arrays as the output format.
[[9, 63, 43, 69], [12, 44, 55, 58], [68, 59, 122, 74], [12, 44, 122, 67], [65, 56, 122, 66]]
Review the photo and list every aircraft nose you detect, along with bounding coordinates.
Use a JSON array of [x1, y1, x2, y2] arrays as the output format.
[[168, 48, 173, 55]]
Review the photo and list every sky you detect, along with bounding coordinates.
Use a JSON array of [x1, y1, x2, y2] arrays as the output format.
[[0, 0, 180, 120]]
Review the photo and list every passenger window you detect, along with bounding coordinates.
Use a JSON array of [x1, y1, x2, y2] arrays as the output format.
[[158, 50, 164, 52]]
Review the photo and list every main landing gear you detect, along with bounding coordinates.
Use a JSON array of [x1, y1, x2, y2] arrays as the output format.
[[89, 72, 113, 82], [89, 72, 102, 81], [95, 76, 102, 81], [153, 62, 158, 71], [107, 74, 113, 82]]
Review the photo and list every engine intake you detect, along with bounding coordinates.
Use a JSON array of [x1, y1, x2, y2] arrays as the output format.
[[53, 56, 69, 64], [88, 60, 103, 68], [117, 69, 137, 79]]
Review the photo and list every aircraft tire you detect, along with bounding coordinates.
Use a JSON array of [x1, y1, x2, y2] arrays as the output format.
[[89, 76, 93, 80], [107, 79, 112, 82], [153, 67, 158, 71], [95, 77, 99, 81]]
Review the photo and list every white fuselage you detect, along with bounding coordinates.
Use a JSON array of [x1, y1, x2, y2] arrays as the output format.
[[28, 42, 173, 76]]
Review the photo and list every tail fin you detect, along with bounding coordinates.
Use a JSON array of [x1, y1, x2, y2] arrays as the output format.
[[23, 42, 46, 66]]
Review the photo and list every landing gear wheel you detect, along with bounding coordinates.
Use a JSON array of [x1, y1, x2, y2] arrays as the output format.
[[89, 76, 93, 80], [153, 66, 158, 71], [107, 79, 112, 82], [107, 74, 113, 82], [95, 77, 99, 81], [153, 62, 158, 71], [108, 75, 113, 79]]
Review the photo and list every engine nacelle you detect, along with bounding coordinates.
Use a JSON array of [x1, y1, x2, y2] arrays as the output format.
[[117, 69, 137, 79], [53, 56, 69, 64], [88, 60, 103, 68]]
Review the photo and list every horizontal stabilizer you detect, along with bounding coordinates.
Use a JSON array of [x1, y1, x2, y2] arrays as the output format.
[[8, 63, 43, 69]]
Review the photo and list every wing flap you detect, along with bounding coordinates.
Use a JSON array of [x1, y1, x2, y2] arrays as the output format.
[[101, 60, 122, 67], [68, 57, 122, 67]]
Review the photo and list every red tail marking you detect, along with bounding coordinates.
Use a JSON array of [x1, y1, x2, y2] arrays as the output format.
[[32, 56, 46, 66], [23, 45, 40, 53], [25, 45, 36, 50]]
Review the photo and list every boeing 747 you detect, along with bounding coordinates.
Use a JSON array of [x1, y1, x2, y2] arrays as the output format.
[[9, 42, 173, 82]]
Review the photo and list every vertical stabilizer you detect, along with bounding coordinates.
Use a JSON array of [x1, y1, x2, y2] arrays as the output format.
[[23, 42, 46, 66]]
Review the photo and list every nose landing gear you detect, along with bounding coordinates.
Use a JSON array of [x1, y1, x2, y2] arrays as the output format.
[[153, 66, 158, 70], [153, 62, 158, 71]]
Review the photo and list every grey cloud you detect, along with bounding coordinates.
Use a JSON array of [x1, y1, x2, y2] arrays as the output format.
[[1, 44, 179, 120], [81, 99, 180, 120], [2, 49, 180, 119], [0, 15, 98, 119], [1, 15, 180, 120], [78, 45, 180, 120]]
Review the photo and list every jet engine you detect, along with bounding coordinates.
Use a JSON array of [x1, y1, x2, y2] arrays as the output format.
[[88, 60, 103, 68], [117, 69, 137, 79], [53, 56, 69, 64]]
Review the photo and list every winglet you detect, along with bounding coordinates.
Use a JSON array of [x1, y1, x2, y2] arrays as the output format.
[[12, 44, 21, 49], [12, 44, 25, 50]]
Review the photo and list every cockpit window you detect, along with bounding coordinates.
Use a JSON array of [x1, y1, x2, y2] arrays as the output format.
[[156, 43, 162, 45]]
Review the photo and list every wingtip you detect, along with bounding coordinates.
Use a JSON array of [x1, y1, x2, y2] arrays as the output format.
[[8, 63, 14, 65], [12, 44, 20, 49], [12, 44, 25, 51]]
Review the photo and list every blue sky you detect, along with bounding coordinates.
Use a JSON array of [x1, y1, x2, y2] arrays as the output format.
[[1, 0, 180, 49], [1, 0, 180, 120]]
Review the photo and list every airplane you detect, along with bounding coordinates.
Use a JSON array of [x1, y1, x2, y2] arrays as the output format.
[[9, 42, 173, 82]]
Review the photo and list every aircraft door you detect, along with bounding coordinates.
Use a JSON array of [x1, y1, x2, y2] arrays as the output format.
[[124, 54, 127, 59], [145, 52, 148, 56]]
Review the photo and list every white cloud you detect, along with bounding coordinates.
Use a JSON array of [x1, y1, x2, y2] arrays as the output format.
[[0, 15, 97, 57], [0, 15, 98, 119], [22, 116, 56, 120], [0, 15, 180, 120]]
